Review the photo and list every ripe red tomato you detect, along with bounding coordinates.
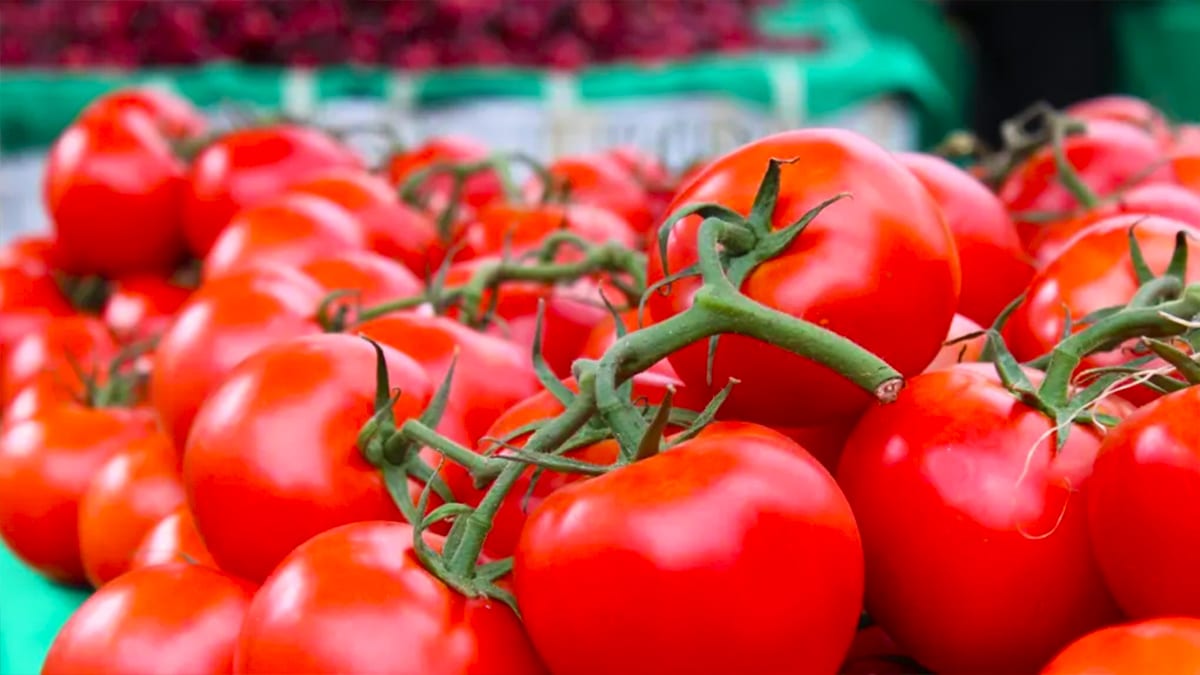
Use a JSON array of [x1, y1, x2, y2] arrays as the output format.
[[924, 313, 986, 373], [385, 135, 502, 210], [43, 563, 255, 675], [79, 433, 186, 587], [301, 250, 423, 310], [184, 125, 363, 257], [76, 87, 206, 139], [184, 333, 432, 581], [234, 520, 546, 674], [1027, 182, 1200, 266], [151, 265, 325, 454], [1066, 95, 1172, 147], [3, 377, 84, 431], [203, 193, 367, 280], [1004, 215, 1200, 405], [0, 234, 63, 271], [356, 313, 540, 445], [45, 108, 188, 276], [771, 418, 858, 474], [131, 505, 217, 571], [459, 202, 637, 260], [103, 274, 193, 343], [527, 154, 655, 234], [1041, 617, 1200, 675], [840, 626, 921, 675], [1000, 119, 1176, 246], [1088, 385, 1200, 618], [0, 315, 117, 406], [606, 145, 672, 187], [898, 152, 1033, 325], [647, 129, 960, 427], [287, 167, 444, 276], [0, 406, 157, 584], [515, 421, 863, 675], [836, 363, 1121, 674]]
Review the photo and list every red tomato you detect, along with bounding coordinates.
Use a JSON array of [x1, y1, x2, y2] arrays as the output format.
[[0, 234, 62, 271], [44, 563, 255, 675], [45, 108, 188, 276], [131, 505, 217, 571], [1000, 119, 1176, 246], [836, 364, 1121, 674], [386, 135, 501, 211], [151, 265, 325, 454], [647, 129, 960, 427], [301, 250, 423, 311], [184, 333, 432, 581], [899, 152, 1033, 325], [356, 313, 540, 445], [459, 202, 637, 260], [287, 167, 444, 276], [923, 313, 986, 373], [79, 433, 186, 587], [0, 315, 117, 406], [1041, 617, 1200, 675], [1172, 150, 1200, 197], [184, 125, 363, 257], [1066, 95, 1172, 146], [1088, 385, 1200, 618], [103, 274, 193, 343], [1004, 215, 1200, 405], [840, 626, 920, 675], [0, 406, 157, 584], [234, 520, 546, 674], [203, 193, 367, 280], [771, 417, 858, 474], [579, 309, 678, 379], [1028, 182, 1200, 266], [606, 145, 672, 186], [515, 421, 863, 675], [3, 377, 83, 430], [527, 154, 655, 234], [76, 86, 206, 139], [0, 265, 75, 382]]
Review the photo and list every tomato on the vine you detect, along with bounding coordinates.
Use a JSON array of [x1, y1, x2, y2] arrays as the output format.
[[385, 135, 503, 210], [526, 154, 654, 234], [0, 315, 117, 406], [131, 505, 217, 571], [301, 250, 423, 311], [579, 309, 678, 379], [1065, 95, 1172, 147], [103, 274, 194, 343], [458, 202, 637, 260], [924, 313, 986, 373], [1041, 617, 1200, 675], [76, 86, 206, 140]]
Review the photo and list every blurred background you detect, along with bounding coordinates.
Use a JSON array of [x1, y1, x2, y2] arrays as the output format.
[[2, 0, 1198, 241]]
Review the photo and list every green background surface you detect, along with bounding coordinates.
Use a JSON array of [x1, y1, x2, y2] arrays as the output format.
[[0, 541, 89, 675]]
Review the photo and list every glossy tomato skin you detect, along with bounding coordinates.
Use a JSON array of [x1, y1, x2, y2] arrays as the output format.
[[1041, 617, 1200, 675], [458, 202, 637, 260], [301, 250, 423, 310], [923, 313, 986, 373], [515, 421, 863, 675], [1088, 386, 1200, 618], [44, 563, 256, 675], [385, 135, 501, 210], [184, 333, 432, 582], [79, 433, 186, 587], [771, 417, 859, 474], [130, 505, 217, 571], [836, 364, 1120, 674], [151, 265, 325, 454], [287, 167, 444, 276], [528, 154, 654, 234], [103, 274, 193, 343], [45, 109, 188, 276], [899, 152, 1033, 325], [234, 521, 545, 675], [184, 125, 363, 257], [648, 129, 960, 427], [1001, 119, 1176, 246], [1066, 95, 1172, 146], [0, 315, 117, 406], [0, 406, 157, 584], [356, 313, 540, 445], [76, 87, 206, 139], [203, 193, 367, 280]]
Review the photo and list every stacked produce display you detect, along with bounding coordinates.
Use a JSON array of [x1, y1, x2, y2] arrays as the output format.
[[4, 86, 1200, 674]]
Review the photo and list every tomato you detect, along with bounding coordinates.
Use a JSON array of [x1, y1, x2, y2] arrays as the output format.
[[0, 261, 71, 315], [1173, 148, 1200, 197], [203, 193, 367, 280], [151, 265, 325, 454], [1027, 182, 1200, 266], [45, 108, 188, 276], [44, 563, 255, 675], [301, 250, 423, 311], [579, 309, 678, 379], [103, 274, 193, 342], [1004, 215, 1200, 405], [76, 86, 206, 139], [184, 125, 363, 257], [184, 333, 432, 581], [0, 406, 157, 584], [924, 313, 986, 373], [840, 626, 921, 675], [287, 167, 444, 276], [131, 505, 217, 571], [0, 234, 62, 271], [3, 377, 81, 430], [1065, 95, 1172, 146], [898, 152, 1033, 325], [1000, 119, 1176, 246], [527, 154, 655, 234], [606, 145, 672, 187], [1087, 385, 1200, 618], [0, 315, 117, 406], [356, 313, 540, 445], [79, 433, 186, 587], [385, 136, 501, 210], [647, 129, 960, 427], [835, 363, 1121, 674], [771, 417, 858, 474], [515, 421, 862, 675], [1041, 617, 1200, 675], [459, 202, 637, 260], [234, 520, 546, 674]]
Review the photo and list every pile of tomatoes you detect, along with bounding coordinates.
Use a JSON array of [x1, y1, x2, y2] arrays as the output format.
[[4, 87, 1200, 675]]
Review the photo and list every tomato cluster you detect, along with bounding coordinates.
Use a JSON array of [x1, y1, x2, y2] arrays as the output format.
[[5, 89, 1200, 675]]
